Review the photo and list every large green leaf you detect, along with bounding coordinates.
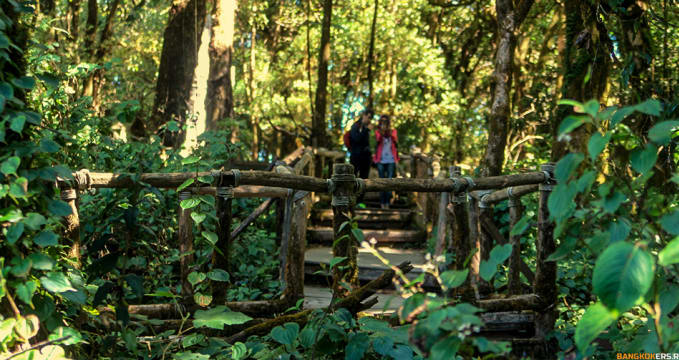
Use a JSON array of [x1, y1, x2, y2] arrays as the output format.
[[6, 222, 24, 244], [558, 116, 588, 139], [180, 198, 200, 210], [440, 269, 468, 289], [34, 230, 58, 247], [659, 211, 679, 235], [40, 272, 75, 293], [429, 336, 461, 360], [547, 237, 576, 262], [633, 99, 662, 116], [207, 269, 229, 282], [548, 182, 577, 220], [48, 200, 73, 217], [588, 132, 611, 161], [489, 243, 512, 264], [270, 322, 299, 347], [574, 302, 617, 352], [187, 271, 206, 286], [592, 242, 654, 313], [193, 306, 252, 330], [630, 145, 658, 174], [345, 332, 370, 360], [12, 76, 35, 90], [648, 120, 679, 145], [555, 153, 584, 184], [0, 156, 20, 176], [658, 236, 679, 267]]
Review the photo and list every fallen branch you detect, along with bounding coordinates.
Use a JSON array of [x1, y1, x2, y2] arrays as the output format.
[[225, 261, 413, 344]]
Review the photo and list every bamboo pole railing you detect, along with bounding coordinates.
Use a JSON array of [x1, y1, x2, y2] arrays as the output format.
[[58, 145, 557, 339]]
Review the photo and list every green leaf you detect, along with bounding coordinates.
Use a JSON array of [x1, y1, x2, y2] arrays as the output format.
[[557, 99, 585, 109], [558, 116, 587, 139], [299, 327, 315, 349], [39, 139, 61, 153], [574, 302, 617, 352], [588, 132, 611, 161], [611, 106, 635, 127], [548, 182, 577, 221], [372, 336, 394, 356], [659, 284, 679, 314], [12, 76, 35, 90], [193, 292, 212, 307], [430, 336, 461, 360], [6, 221, 24, 244], [270, 322, 299, 346], [9, 177, 27, 197], [193, 306, 252, 330], [231, 342, 248, 360], [0, 82, 12, 98], [201, 231, 217, 245], [577, 170, 597, 193], [592, 242, 654, 313], [15, 281, 37, 306], [124, 274, 144, 299], [658, 236, 679, 267], [40, 272, 75, 293], [659, 211, 679, 235], [188, 272, 206, 286], [0, 34, 8, 49], [634, 99, 662, 116], [181, 333, 205, 348], [389, 345, 413, 360], [630, 145, 658, 174], [9, 115, 26, 133], [180, 198, 200, 210], [547, 237, 576, 262], [345, 332, 370, 360], [479, 260, 497, 282], [489, 243, 512, 264], [509, 215, 531, 236], [10, 257, 31, 277], [1, 156, 20, 176], [190, 212, 206, 224], [351, 228, 365, 244], [207, 269, 229, 282], [23, 212, 46, 230], [48, 200, 73, 217], [28, 252, 55, 270], [648, 120, 679, 145], [602, 191, 626, 214], [583, 99, 600, 117], [34, 231, 58, 247], [182, 156, 200, 165], [440, 269, 468, 288], [555, 153, 584, 184], [329, 256, 347, 269], [177, 178, 195, 192], [608, 220, 630, 243]]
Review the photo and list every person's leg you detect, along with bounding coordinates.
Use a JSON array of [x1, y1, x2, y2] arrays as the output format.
[[386, 163, 396, 205], [350, 155, 360, 176], [359, 154, 371, 179], [377, 163, 388, 206]]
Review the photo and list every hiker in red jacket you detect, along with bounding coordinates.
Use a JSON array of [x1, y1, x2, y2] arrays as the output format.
[[373, 114, 399, 208]]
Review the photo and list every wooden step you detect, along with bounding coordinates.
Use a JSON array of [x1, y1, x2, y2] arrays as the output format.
[[307, 227, 425, 244], [311, 208, 412, 229]]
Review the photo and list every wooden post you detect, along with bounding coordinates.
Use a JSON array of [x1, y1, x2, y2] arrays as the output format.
[[534, 163, 556, 339], [61, 189, 81, 268], [433, 189, 450, 272], [279, 190, 294, 282], [448, 166, 469, 271], [507, 189, 524, 295], [213, 176, 234, 301], [468, 196, 481, 298], [282, 191, 310, 304], [478, 191, 494, 265], [178, 191, 195, 299], [331, 163, 359, 298]]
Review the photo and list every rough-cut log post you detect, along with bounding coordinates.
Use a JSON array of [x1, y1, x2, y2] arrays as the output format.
[[468, 197, 481, 298], [61, 189, 81, 268], [279, 192, 294, 282], [178, 191, 195, 298], [213, 176, 234, 302], [281, 191, 310, 304], [534, 163, 556, 339], [448, 166, 470, 273], [275, 198, 284, 247], [433, 188, 450, 272], [331, 163, 359, 298], [478, 192, 494, 265], [507, 190, 524, 295]]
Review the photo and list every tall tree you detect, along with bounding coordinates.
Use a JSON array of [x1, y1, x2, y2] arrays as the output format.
[[551, 0, 611, 160], [367, 0, 379, 109], [206, 0, 236, 130], [480, 0, 534, 176], [311, 0, 332, 149], [147, 0, 207, 147]]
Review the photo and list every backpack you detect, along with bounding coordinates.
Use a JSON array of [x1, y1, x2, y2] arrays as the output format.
[[343, 131, 351, 150]]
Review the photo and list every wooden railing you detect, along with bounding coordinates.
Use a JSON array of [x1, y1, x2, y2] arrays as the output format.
[[57, 146, 557, 338]]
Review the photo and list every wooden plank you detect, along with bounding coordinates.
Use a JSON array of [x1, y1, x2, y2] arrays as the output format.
[[308, 227, 425, 244], [194, 185, 289, 198]]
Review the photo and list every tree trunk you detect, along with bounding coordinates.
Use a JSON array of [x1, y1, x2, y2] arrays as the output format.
[[367, 0, 378, 109], [249, 21, 259, 158], [311, 0, 332, 149], [480, 0, 533, 177], [551, 0, 611, 160], [206, 0, 236, 131], [66, 0, 81, 41], [149, 0, 207, 148]]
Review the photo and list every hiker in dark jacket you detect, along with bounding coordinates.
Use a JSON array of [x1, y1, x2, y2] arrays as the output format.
[[349, 109, 374, 179]]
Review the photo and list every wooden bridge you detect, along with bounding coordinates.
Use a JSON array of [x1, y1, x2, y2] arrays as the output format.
[[58, 145, 556, 355]]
